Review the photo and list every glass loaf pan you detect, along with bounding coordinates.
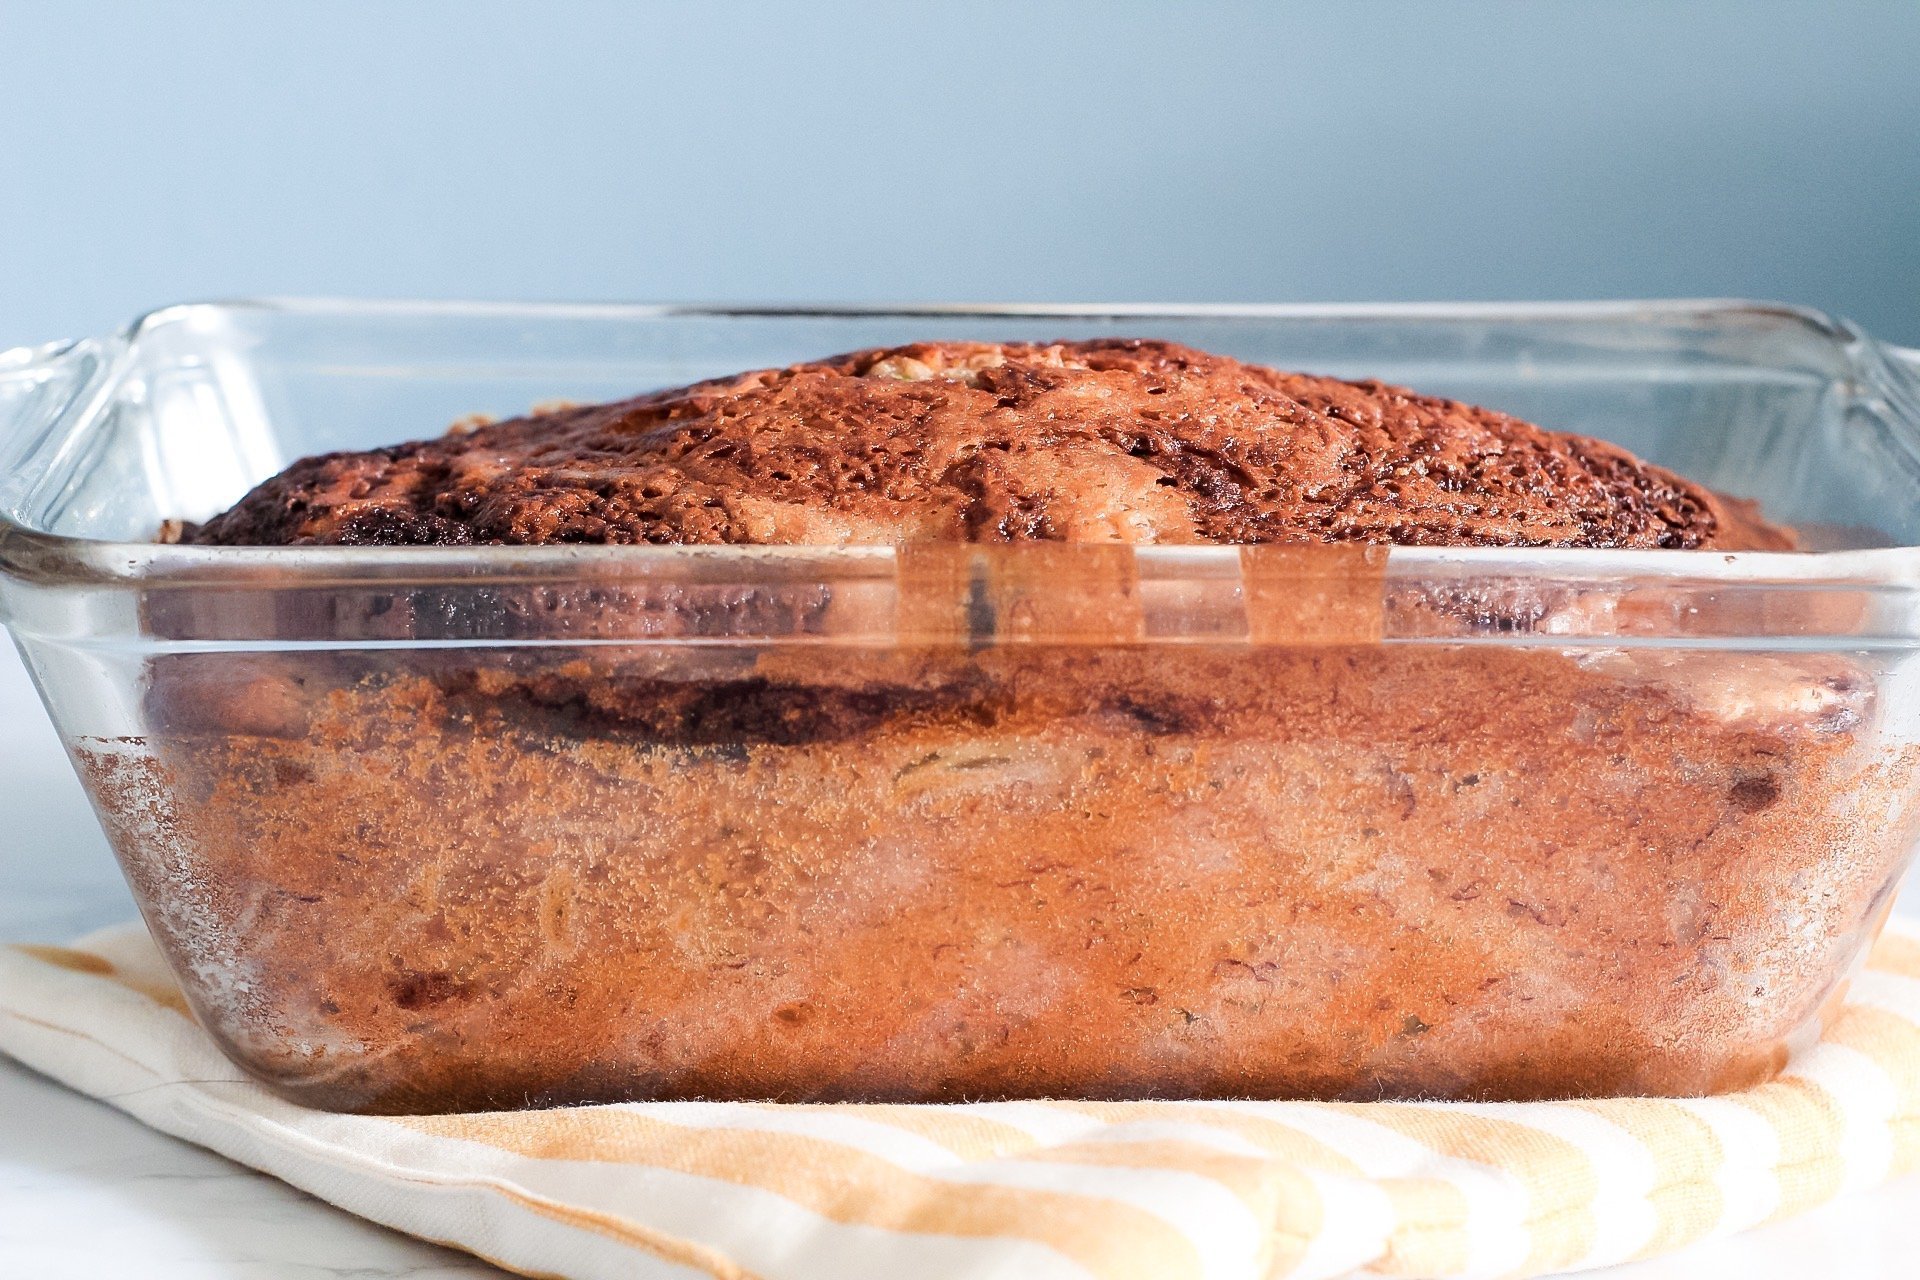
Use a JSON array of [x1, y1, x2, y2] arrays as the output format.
[[4, 300, 1920, 1114]]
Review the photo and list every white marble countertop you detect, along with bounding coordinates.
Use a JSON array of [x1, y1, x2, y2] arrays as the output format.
[[4, 639, 1918, 1279]]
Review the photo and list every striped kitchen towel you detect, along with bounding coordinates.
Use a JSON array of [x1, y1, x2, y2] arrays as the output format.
[[3, 921, 1920, 1280]]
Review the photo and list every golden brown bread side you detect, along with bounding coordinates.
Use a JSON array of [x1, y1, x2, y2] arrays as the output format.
[[185, 339, 1792, 551], [94, 643, 1917, 1112]]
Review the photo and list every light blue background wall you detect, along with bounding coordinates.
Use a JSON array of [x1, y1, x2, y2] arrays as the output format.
[[3, 0, 1917, 350]]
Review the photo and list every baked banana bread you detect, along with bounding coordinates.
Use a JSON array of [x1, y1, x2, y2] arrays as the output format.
[[84, 340, 1915, 1114]]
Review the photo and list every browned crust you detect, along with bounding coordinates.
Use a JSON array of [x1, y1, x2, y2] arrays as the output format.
[[185, 340, 1792, 551]]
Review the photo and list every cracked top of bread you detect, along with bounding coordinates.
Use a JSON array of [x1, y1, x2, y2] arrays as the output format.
[[185, 338, 1792, 550]]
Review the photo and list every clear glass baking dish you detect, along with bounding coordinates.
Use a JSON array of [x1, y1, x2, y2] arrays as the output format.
[[5, 300, 1920, 1114]]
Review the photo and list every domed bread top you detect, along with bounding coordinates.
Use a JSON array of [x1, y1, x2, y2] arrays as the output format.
[[186, 339, 1791, 551]]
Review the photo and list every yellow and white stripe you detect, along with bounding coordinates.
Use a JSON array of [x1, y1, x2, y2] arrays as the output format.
[[8, 921, 1920, 1280]]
